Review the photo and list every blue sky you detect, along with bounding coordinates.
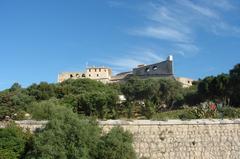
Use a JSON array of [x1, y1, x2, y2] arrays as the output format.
[[0, 0, 240, 90]]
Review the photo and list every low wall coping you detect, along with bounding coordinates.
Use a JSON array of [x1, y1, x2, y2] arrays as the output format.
[[98, 119, 240, 126], [15, 120, 48, 125], [1, 119, 240, 128]]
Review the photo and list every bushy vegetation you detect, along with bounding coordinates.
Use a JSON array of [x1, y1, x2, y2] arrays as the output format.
[[1, 63, 240, 120], [25, 105, 101, 159], [153, 102, 240, 120], [0, 123, 31, 159], [97, 127, 136, 159], [196, 64, 240, 107], [1, 103, 136, 159]]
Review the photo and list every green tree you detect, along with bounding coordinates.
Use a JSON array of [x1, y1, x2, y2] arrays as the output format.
[[229, 64, 240, 106], [197, 74, 230, 105], [26, 104, 101, 159], [76, 91, 118, 119], [121, 77, 183, 109], [27, 99, 72, 120], [0, 87, 34, 120], [97, 127, 136, 159], [0, 123, 31, 159], [27, 82, 56, 101]]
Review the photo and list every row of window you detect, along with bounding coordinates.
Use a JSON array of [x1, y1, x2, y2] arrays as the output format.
[[145, 65, 158, 72], [88, 68, 107, 72], [69, 73, 100, 78]]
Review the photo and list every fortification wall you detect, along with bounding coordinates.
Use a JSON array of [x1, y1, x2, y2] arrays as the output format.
[[1, 119, 240, 159], [0, 120, 48, 132], [99, 119, 240, 159]]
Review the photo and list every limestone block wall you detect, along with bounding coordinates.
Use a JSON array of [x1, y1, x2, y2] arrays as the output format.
[[15, 120, 48, 132], [99, 119, 240, 159], [0, 120, 48, 132]]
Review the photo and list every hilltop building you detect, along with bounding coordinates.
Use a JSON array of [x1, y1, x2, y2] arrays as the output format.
[[58, 67, 112, 84], [110, 55, 174, 83], [58, 55, 194, 87], [133, 55, 173, 77]]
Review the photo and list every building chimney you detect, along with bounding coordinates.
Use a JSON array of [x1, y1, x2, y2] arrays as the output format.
[[167, 55, 173, 61]]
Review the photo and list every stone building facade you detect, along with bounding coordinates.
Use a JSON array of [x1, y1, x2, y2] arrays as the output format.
[[58, 67, 112, 83], [132, 56, 173, 78], [57, 55, 194, 87], [176, 77, 194, 88]]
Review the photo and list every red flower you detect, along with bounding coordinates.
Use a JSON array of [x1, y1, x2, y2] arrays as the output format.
[[209, 103, 216, 111]]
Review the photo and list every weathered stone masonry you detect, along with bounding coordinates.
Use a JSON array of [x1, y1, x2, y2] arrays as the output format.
[[1, 119, 240, 159], [99, 119, 240, 159]]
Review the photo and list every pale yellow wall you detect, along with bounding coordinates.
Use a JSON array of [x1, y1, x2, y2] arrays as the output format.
[[58, 67, 112, 83], [58, 72, 83, 83], [176, 77, 194, 88], [86, 68, 111, 80]]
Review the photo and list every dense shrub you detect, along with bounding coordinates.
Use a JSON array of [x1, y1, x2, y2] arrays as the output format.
[[27, 99, 73, 120], [97, 127, 136, 159], [25, 106, 101, 159], [25, 103, 136, 159], [120, 77, 184, 109], [222, 107, 240, 118], [0, 123, 31, 159]]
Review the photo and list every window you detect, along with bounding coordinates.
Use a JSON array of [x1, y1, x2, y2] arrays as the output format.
[[153, 66, 157, 71], [70, 74, 73, 78], [76, 74, 80, 77], [82, 74, 86, 77], [89, 69, 91, 72], [89, 74, 91, 77], [95, 69, 97, 72], [97, 74, 99, 77], [104, 69, 107, 72], [99, 68, 101, 72], [145, 67, 150, 72]]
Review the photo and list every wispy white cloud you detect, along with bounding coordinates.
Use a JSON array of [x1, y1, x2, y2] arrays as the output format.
[[127, 0, 240, 57], [176, 43, 199, 53], [201, 0, 235, 11], [173, 43, 199, 56], [180, 0, 219, 19], [98, 48, 164, 74], [132, 26, 191, 42]]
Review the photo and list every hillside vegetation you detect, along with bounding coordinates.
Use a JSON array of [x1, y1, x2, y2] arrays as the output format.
[[0, 64, 240, 120], [0, 63, 240, 159]]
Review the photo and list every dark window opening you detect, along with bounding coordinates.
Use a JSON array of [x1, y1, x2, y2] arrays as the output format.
[[89, 74, 91, 77], [76, 74, 80, 77], [95, 69, 97, 72], [153, 66, 157, 70], [82, 74, 86, 77], [97, 74, 99, 77], [70, 74, 73, 78], [145, 67, 150, 72]]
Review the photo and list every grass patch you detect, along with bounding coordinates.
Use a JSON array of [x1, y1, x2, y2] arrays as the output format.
[[152, 108, 196, 120]]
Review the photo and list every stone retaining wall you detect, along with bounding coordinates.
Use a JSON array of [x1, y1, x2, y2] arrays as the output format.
[[0, 120, 48, 132], [99, 119, 240, 159]]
